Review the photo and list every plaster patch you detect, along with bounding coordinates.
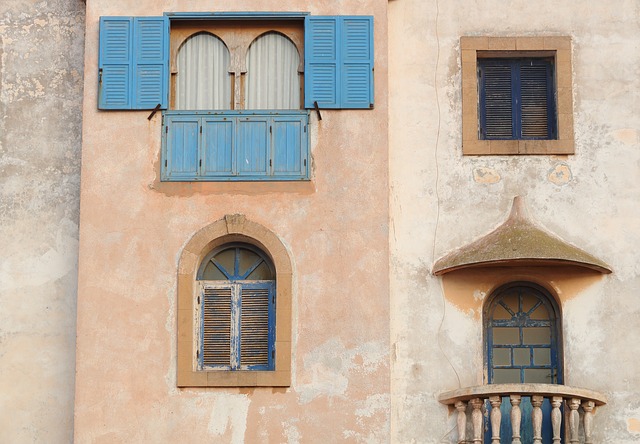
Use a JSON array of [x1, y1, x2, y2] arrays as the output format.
[[548, 163, 572, 185], [612, 129, 639, 145], [207, 394, 250, 443], [628, 418, 640, 434], [282, 418, 301, 443], [473, 167, 501, 184], [472, 289, 486, 302]]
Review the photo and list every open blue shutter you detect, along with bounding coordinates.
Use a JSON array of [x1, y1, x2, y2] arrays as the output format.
[[133, 17, 169, 109], [99, 17, 133, 109], [98, 16, 168, 110], [305, 16, 374, 109], [201, 286, 233, 369], [163, 115, 199, 180]]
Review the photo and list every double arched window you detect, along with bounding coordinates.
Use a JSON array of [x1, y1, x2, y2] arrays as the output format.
[[174, 31, 300, 110], [196, 244, 276, 371]]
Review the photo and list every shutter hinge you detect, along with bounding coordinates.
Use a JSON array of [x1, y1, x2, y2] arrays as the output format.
[[165, 125, 168, 134], [269, 125, 272, 134], [303, 159, 307, 167], [271, 350, 275, 360], [196, 350, 199, 359], [304, 125, 307, 133], [199, 159, 202, 167], [165, 159, 167, 167], [98, 68, 103, 84], [269, 159, 272, 167], [200, 126, 203, 134], [197, 295, 200, 304]]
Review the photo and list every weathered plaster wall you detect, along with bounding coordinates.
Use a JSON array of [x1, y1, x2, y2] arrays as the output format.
[[389, 0, 640, 442], [75, 1, 389, 442], [0, 0, 84, 442]]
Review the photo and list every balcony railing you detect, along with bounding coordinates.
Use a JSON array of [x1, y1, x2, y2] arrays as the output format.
[[438, 383, 606, 444]]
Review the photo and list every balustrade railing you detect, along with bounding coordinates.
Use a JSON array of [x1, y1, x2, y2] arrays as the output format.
[[438, 384, 606, 444]]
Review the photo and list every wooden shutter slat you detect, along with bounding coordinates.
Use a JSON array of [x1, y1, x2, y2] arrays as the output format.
[[482, 64, 513, 138], [239, 286, 271, 367], [202, 287, 232, 367], [520, 63, 551, 138]]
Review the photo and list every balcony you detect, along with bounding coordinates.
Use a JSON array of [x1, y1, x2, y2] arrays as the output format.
[[438, 383, 606, 443]]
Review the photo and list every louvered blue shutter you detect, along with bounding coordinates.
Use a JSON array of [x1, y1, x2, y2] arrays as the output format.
[[305, 16, 374, 109], [239, 282, 275, 370], [479, 62, 514, 139], [98, 16, 168, 110], [201, 286, 233, 369], [520, 61, 556, 139], [163, 115, 199, 180]]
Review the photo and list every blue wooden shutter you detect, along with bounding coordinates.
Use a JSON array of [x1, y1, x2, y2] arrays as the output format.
[[98, 16, 168, 110], [239, 282, 275, 370], [305, 16, 374, 109], [202, 117, 234, 176], [163, 115, 199, 180], [236, 117, 269, 176], [272, 115, 307, 176], [479, 61, 514, 139], [99, 17, 133, 109], [133, 17, 169, 109], [201, 286, 233, 369], [519, 61, 556, 139]]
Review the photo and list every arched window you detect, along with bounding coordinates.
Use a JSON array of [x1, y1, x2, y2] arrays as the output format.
[[175, 32, 231, 110], [196, 243, 275, 371], [485, 282, 563, 384], [245, 32, 300, 109]]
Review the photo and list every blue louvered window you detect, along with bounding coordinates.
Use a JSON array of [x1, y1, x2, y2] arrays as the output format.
[[197, 244, 276, 371], [478, 58, 557, 140], [98, 14, 374, 181]]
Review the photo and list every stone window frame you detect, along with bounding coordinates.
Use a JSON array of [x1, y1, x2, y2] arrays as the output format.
[[461, 36, 574, 155], [177, 214, 292, 387]]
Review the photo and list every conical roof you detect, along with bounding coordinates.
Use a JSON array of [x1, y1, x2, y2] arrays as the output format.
[[432, 197, 612, 275]]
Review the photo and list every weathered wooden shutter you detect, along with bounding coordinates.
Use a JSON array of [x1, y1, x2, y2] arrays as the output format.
[[239, 283, 275, 370], [163, 115, 199, 180], [479, 62, 514, 139], [201, 286, 233, 368], [304, 16, 374, 109], [520, 61, 554, 138], [272, 115, 307, 176], [237, 117, 269, 176], [98, 16, 168, 110], [202, 117, 234, 176]]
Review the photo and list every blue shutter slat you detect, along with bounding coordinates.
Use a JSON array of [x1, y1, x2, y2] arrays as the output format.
[[99, 17, 133, 109], [341, 17, 374, 108], [272, 115, 307, 175], [202, 118, 234, 175], [133, 17, 169, 109], [165, 116, 199, 179], [237, 118, 269, 176], [305, 17, 339, 108]]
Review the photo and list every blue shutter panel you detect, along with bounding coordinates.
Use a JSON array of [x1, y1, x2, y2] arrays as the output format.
[[202, 118, 234, 176], [304, 16, 374, 109], [99, 17, 133, 109], [98, 16, 168, 110], [238, 282, 275, 370], [341, 17, 374, 108], [164, 115, 199, 180], [237, 118, 269, 176], [272, 115, 307, 176], [133, 17, 169, 109]]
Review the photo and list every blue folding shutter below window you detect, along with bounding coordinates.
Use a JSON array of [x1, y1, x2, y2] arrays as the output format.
[[164, 115, 199, 179], [305, 16, 373, 109], [98, 16, 168, 110], [202, 118, 234, 176], [272, 116, 306, 176], [237, 118, 269, 176]]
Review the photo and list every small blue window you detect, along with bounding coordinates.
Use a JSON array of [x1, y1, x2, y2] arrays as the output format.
[[197, 244, 276, 371], [478, 58, 557, 140]]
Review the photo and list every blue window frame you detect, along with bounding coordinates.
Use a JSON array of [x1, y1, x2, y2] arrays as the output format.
[[197, 244, 276, 371], [478, 58, 557, 140]]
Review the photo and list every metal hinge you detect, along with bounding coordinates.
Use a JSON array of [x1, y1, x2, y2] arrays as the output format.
[[271, 350, 275, 360], [200, 126, 203, 134], [196, 350, 200, 359], [269, 159, 272, 167], [269, 125, 272, 134], [303, 159, 307, 167]]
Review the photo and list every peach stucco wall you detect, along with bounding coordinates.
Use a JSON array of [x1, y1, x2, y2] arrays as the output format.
[[75, 1, 389, 442]]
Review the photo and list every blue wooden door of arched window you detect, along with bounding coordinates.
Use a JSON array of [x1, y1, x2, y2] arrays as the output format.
[[484, 282, 563, 443]]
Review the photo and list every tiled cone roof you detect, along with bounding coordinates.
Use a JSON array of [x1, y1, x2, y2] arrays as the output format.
[[432, 196, 612, 276]]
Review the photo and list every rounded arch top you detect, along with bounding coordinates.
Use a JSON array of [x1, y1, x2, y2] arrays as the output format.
[[483, 281, 562, 320], [180, 214, 293, 278]]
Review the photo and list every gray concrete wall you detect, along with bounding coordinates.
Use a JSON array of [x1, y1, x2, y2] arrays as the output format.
[[388, 0, 640, 442], [0, 1, 84, 442]]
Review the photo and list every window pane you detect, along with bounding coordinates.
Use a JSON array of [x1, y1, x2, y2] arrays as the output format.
[[202, 262, 227, 280], [493, 327, 519, 345], [238, 248, 261, 277], [529, 303, 550, 320], [245, 32, 300, 110], [213, 248, 236, 277], [513, 348, 530, 366], [524, 368, 552, 383], [176, 32, 231, 110], [493, 304, 512, 320], [523, 327, 550, 345], [493, 348, 510, 366], [534, 348, 551, 366], [246, 261, 273, 280], [493, 369, 521, 384]]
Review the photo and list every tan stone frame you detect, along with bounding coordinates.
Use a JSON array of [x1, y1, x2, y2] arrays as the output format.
[[461, 36, 574, 155], [177, 214, 292, 387]]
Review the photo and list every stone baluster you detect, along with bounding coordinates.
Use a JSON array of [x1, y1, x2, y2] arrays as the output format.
[[455, 401, 467, 444], [551, 397, 563, 444], [510, 395, 522, 444], [470, 398, 484, 444], [582, 400, 595, 444], [489, 396, 502, 444], [531, 395, 544, 444], [569, 398, 581, 443]]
